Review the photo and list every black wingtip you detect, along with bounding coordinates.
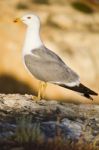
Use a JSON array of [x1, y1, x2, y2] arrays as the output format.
[[59, 83, 98, 100], [80, 83, 98, 96], [83, 93, 93, 101]]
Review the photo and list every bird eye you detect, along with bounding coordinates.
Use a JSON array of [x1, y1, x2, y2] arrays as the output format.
[[27, 16, 31, 19]]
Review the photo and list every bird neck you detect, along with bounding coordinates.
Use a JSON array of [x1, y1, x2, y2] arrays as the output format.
[[23, 25, 43, 55]]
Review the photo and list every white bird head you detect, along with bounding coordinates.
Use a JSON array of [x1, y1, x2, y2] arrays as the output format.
[[14, 13, 40, 27], [14, 13, 43, 50]]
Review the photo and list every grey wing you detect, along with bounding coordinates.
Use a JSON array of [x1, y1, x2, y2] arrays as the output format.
[[24, 46, 80, 87]]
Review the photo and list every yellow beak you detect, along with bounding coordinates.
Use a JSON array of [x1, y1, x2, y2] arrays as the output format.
[[13, 18, 21, 23]]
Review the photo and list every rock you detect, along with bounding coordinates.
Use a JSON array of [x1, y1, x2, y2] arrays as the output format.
[[0, 94, 99, 143], [41, 119, 83, 140], [49, 13, 73, 29], [49, 11, 99, 31]]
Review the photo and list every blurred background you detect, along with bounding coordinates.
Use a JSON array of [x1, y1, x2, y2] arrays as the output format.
[[0, 0, 99, 103]]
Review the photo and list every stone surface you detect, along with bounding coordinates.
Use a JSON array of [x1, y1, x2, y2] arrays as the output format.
[[0, 94, 99, 142]]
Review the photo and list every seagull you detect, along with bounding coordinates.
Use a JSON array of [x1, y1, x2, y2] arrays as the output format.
[[14, 13, 98, 100]]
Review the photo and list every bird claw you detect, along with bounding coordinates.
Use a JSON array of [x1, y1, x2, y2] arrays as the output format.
[[31, 95, 41, 102]]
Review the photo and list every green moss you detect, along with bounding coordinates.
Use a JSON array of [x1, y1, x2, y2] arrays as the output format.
[[15, 116, 44, 143]]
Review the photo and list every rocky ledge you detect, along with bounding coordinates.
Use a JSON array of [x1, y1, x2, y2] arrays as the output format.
[[0, 94, 99, 142]]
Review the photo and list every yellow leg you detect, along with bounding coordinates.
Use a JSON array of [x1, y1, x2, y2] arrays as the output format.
[[32, 81, 43, 101], [41, 82, 47, 99], [32, 81, 47, 101]]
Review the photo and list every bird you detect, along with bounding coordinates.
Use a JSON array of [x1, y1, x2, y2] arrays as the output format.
[[14, 13, 98, 100]]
